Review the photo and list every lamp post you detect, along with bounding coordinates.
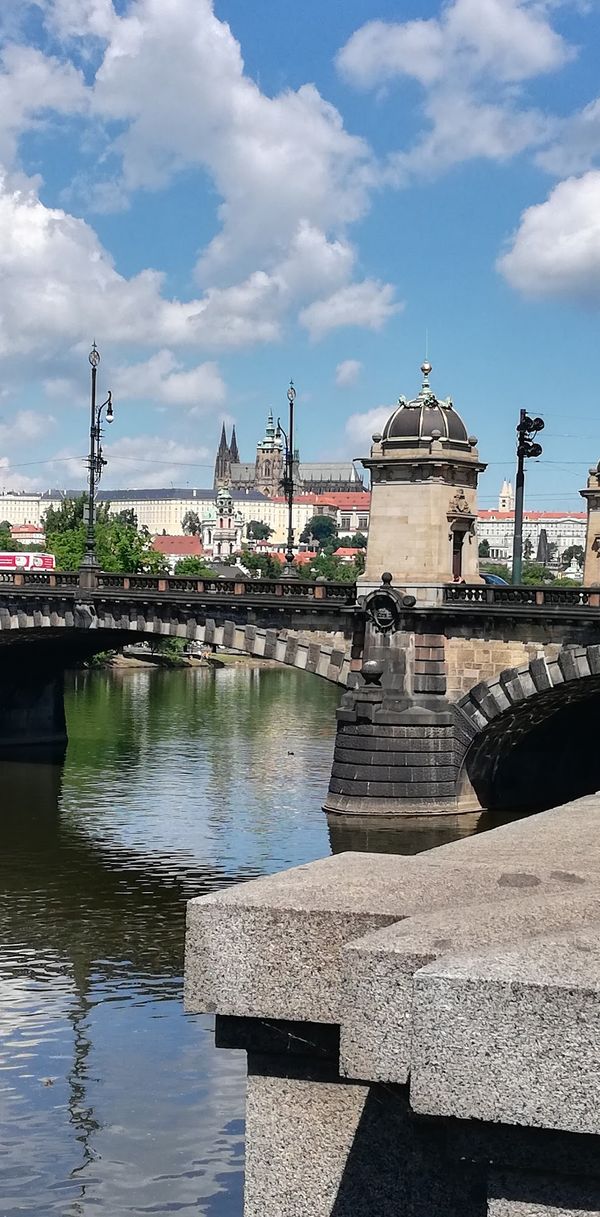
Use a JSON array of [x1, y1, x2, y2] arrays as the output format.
[[80, 342, 114, 581], [511, 409, 543, 585], [276, 380, 297, 578]]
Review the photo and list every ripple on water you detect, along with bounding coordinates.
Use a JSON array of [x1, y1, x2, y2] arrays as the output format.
[[0, 666, 338, 1216]]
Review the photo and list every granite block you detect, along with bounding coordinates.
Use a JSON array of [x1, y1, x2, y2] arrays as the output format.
[[410, 924, 600, 1134], [488, 1169, 600, 1216], [340, 887, 600, 1084]]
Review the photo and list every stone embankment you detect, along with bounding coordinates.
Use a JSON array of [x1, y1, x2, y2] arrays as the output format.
[[185, 795, 600, 1216]]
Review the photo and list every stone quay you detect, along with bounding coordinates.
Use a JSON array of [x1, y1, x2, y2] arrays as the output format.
[[185, 794, 600, 1216]]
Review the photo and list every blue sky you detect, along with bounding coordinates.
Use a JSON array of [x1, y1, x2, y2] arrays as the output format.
[[0, 0, 599, 507]]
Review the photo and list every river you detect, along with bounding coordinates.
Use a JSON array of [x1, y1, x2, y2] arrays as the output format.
[[0, 664, 499, 1216]]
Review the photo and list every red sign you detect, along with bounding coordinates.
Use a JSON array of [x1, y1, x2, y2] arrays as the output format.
[[0, 553, 56, 570]]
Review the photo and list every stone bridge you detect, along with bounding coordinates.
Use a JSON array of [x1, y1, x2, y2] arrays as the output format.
[[7, 569, 600, 817], [0, 571, 356, 751]]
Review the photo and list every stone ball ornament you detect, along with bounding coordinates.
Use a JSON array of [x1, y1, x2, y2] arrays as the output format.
[[361, 660, 384, 685]]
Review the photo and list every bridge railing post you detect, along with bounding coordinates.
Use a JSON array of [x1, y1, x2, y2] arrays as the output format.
[[78, 566, 98, 594]]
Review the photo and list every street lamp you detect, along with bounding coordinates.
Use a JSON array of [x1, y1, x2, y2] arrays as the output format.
[[81, 341, 114, 574], [511, 409, 544, 585], [276, 380, 297, 579]]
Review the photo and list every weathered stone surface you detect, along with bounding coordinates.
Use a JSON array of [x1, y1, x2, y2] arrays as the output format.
[[410, 925, 600, 1134], [340, 886, 600, 1084]]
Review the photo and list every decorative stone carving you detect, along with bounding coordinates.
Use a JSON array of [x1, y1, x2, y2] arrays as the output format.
[[359, 572, 416, 635]]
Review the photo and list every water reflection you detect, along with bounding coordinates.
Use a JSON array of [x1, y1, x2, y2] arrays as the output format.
[[0, 666, 338, 1217]]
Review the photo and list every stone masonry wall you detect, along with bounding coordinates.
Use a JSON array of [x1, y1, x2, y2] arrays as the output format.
[[445, 637, 563, 700]]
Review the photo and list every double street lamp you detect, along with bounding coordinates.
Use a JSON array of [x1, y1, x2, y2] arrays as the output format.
[[81, 342, 114, 572], [276, 380, 297, 578], [511, 409, 544, 585]]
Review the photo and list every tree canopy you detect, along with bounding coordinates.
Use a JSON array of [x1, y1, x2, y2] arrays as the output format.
[[247, 520, 273, 540], [44, 497, 168, 572], [299, 514, 338, 547], [182, 510, 202, 536], [173, 556, 213, 576]]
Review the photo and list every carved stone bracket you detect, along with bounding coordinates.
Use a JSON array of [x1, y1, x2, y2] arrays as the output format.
[[358, 572, 416, 635]]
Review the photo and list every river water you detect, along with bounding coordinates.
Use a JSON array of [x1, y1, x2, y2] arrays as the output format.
[[0, 664, 492, 1216]]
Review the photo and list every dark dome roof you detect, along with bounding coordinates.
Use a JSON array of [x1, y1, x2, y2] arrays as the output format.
[[381, 363, 470, 451]]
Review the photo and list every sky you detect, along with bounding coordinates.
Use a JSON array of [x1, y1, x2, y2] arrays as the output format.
[[0, 0, 599, 508]]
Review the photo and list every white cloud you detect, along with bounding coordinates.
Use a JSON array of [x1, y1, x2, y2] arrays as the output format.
[[335, 359, 363, 388], [0, 409, 56, 442], [536, 98, 600, 177], [300, 281, 402, 341], [497, 171, 600, 302], [337, 0, 572, 91], [47, 434, 213, 491], [0, 43, 86, 166], [112, 351, 226, 409], [338, 0, 572, 181], [345, 406, 391, 451]]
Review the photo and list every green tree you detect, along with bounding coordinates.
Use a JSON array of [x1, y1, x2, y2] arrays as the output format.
[[0, 523, 20, 551], [174, 556, 213, 575], [247, 520, 273, 541], [115, 507, 138, 528], [182, 510, 202, 536], [561, 544, 584, 569], [478, 538, 490, 558], [521, 561, 555, 585], [300, 515, 338, 547], [44, 498, 168, 573], [240, 549, 284, 578], [43, 494, 88, 534], [351, 531, 368, 549]]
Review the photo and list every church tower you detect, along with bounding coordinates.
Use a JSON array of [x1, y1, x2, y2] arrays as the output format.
[[229, 425, 240, 465], [213, 423, 231, 490], [255, 410, 284, 496], [498, 479, 514, 512]]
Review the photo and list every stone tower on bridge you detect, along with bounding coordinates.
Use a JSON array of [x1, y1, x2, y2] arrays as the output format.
[[361, 361, 485, 588]]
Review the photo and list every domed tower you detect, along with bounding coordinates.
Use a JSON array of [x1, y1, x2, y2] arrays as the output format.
[[362, 361, 486, 586], [255, 410, 284, 496]]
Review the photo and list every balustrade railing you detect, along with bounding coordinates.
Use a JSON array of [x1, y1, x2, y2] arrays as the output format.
[[443, 584, 597, 608], [0, 569, 356, 604]]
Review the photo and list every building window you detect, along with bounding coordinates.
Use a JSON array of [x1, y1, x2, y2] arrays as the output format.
[[358, 517, 368, 530], [341, 516, 351, 530]]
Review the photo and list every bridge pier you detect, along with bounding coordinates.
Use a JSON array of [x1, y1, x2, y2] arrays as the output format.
[[0, 665, 67, 753]]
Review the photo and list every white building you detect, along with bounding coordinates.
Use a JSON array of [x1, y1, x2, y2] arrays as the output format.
[[477, 484, 586, 563], [201, 487, 245, 557]]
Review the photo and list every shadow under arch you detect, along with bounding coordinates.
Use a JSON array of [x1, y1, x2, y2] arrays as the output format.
[[464, 669, 600, 814]]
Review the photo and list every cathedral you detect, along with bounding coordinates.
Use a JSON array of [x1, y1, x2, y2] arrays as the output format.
[[213, 411, 365, 497]]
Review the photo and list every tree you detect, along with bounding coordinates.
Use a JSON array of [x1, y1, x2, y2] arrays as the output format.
[[44, 497, 167, 572], [521, 561, 555, 585], [561, 544, 584, 569], [44, 494, 89, 534], [300, 515, 337, 547], [247, 520, 273, 541], [351, 532, 367, 548], [115, 508, 138, 528], [182, 510, 202, 536], [478, 539, 490, 558], [523, 537, 533, 560], [240, 550, 283, 578], [174, 556, 212, 576], [0, 523, 20, 552]]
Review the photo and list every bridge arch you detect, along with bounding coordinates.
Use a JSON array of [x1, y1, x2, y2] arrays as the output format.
[[0, 604, 352, 686], [459, 645, 600, 812]]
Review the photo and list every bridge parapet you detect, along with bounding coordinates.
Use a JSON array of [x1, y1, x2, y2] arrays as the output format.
[[0, 569, 357, 604], [444, 583, 600, 608]]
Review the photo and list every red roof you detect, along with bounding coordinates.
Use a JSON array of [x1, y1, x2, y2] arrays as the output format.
[[152, 535, 203, 556], [267, 492, 370, 508], [11, 524, 44, 534], [478, 511, 586, 521], [272, 551, 317, 564], [334, 547, 360, 557]]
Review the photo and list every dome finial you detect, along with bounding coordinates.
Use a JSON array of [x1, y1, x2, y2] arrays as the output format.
[[421, 359, 432, 387]]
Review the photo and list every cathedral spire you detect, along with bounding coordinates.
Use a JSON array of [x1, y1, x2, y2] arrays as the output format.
[[229, 425, 239, 464], [214, 422, 231, 489]]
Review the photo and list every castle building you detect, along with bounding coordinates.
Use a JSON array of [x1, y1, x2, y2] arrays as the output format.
[[214, 410, 364, 496]]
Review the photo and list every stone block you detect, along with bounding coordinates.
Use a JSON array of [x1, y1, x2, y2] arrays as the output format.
[[410, 924, 600, 1134], [244, 1061, 484, 1217], [340, 886, 600, 1085]]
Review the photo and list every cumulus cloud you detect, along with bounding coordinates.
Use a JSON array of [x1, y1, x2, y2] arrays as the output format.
[[112, 351, 226, 409], [0, 43, 86, 166], [536, 98, 600, 177], [497, 171, 600, 303], [0, 409, 56, 443], [337, 0, 571, 91], [335, 359, 363, 388], [300, 281, 401, 341], [345, 406, 391, 451], [337, 0, 571, 181]]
